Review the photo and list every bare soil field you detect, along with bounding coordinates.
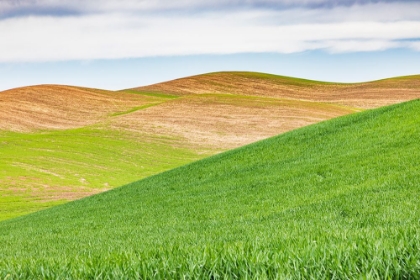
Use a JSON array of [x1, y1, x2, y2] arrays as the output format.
[[136, 72, 420, 108], [2, 73, 418, 141], [110, 94, 357, 149], [0, 85, 155, 131], [125, 72, 420, 149]]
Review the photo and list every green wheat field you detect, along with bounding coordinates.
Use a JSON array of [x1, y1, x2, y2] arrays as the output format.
[[0, 99, 419, 278]]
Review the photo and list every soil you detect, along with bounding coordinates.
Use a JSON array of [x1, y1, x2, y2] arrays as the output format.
[[0, 85, 152, 132], [136, 72, 420, 109], [110, 95, 357, 150]]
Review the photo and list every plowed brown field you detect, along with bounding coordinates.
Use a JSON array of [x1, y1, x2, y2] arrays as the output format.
[[136, 72, 420, 108], [110, 94, 356, 149], [0, 85, 154, 131], [126, 72, 420, 149], [2, 72, 420, 149]]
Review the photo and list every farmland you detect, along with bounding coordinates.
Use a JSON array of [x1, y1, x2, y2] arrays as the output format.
[[0, 99, 419, 278], [0, 72, 419, 221], [0, 127, 202, 220]]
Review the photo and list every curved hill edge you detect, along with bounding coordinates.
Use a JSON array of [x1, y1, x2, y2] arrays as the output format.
[[131, 71, 420, 109], [131, 71, 420, 90], [0, 84, 164, 132]]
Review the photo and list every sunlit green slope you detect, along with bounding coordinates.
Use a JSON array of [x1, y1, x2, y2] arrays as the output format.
[[0, 99, 419, 278], [0, 127, 203, 221]]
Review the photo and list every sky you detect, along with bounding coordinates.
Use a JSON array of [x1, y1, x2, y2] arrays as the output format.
[[1, 0, 420, 91]]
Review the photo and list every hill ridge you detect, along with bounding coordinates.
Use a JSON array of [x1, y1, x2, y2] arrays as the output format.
[[133, 71, 420, 108]]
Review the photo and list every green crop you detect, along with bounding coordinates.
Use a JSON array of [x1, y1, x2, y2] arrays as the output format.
[[0, 127, 205, 221], [0, 99, 419, 278]]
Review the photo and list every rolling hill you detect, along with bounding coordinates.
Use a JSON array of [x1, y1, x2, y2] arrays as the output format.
[[0, 85, 203, 220], [126, 72, 420, 148], [134, 72, 420, 108], [1, 72, 419, 221], [0, 85, 156, 131], [0, 99, 419, 278]]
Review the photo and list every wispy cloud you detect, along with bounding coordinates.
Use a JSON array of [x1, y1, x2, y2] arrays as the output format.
[[1, 0, 417, 17], [0, 0, 419, 62]]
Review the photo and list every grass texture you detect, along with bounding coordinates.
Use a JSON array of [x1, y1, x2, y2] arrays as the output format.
[[0, 99, 419, 278], [0, 127, 203, 221]]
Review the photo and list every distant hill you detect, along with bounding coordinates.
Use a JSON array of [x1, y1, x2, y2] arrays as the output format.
[[0, 85, 152, 131], [133, 72, 420, 108], [1, 99, 419, 278]]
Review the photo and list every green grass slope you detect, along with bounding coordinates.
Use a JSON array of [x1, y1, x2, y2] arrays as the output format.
[[0, 127, 205, 221], [1, 99, 419, 278]]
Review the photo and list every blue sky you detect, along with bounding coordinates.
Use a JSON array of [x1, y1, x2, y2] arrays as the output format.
[[1, 0, 420, 90]]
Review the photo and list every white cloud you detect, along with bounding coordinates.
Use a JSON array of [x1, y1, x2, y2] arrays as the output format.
[[1, 0, 417, 17], [0, 1, 419, 62]]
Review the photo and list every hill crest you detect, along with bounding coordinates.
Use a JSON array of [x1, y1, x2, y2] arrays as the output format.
[[133, 71, 420, 108], [0, 84, 154, 131]]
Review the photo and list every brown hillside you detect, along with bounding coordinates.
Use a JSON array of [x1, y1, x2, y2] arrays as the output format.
[[2, 73, 419, 148], [110, 94, 357, 149], [122, 72, 420, 149], [134, 72, 420, 109], [0, 85, 154, 131]]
